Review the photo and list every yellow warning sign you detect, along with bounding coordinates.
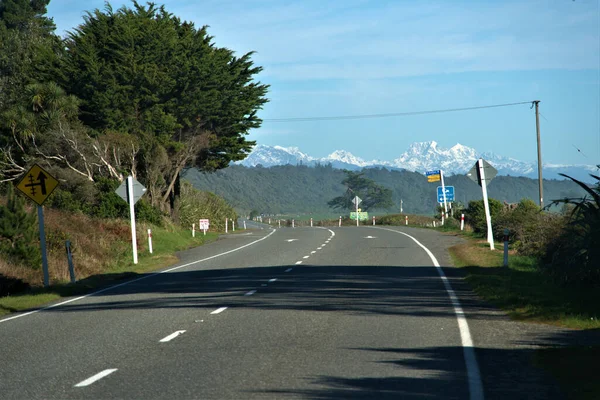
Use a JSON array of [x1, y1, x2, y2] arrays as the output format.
[[15, 164, 59, 206], [427, 174, 441, 182]]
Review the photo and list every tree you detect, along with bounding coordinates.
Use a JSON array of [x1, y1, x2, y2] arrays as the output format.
[[60, 2, 269, 214], [328, 171, 394, 211]]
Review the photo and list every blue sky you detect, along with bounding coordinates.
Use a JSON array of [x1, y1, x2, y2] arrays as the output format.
[[47, 0, 599, 166]]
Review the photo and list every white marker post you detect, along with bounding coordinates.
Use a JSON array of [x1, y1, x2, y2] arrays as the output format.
[[292, 219, 295, 228], [339, 216, 342, 227], [225, 218, 228, 233], [232, 220, 235, 232], [127, 176, 138, 264], [405, 215, 408, 226], [243, 221, 247, 230], [478, 158, 495, 250], [147, 229, 153, 254], [278, 219, 281, 228], [192, 223, 195, 237], [310, 218, 313, 227], [372, 216, 375, 225], [460, 214, 465, 231], [356, 200, 359, 227], [440, 170, 448, 218], [441, 209, 445, 226]]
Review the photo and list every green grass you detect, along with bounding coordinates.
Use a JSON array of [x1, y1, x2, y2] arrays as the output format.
[[449, 239, 600, 329], [0, 225, 220, 318]]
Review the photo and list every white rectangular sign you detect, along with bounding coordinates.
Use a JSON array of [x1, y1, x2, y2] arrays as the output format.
[[199, 219, 210, 230]]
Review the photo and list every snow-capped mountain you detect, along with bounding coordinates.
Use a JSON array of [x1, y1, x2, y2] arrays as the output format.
[[237, 141, 598, 182]]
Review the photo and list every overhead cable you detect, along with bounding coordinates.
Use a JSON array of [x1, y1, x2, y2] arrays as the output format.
[[263, 101, 535, 122]]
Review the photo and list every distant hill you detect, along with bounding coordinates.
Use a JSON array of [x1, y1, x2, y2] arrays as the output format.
[[183, 164, 589, 216]]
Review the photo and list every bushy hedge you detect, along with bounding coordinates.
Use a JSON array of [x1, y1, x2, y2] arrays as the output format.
[[464, 198, 503, 235]]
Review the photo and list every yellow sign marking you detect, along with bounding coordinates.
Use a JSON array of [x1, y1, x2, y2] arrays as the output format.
[[427, 174, 441, 182], [15, 164, 59, 206]]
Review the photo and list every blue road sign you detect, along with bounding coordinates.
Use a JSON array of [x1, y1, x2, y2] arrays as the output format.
[[426, 170, 441, 176], [437, 186, 455, 202]]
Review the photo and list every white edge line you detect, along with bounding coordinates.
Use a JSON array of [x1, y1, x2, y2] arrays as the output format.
[[1, 229, 278, 324], [373, 226, 484, 400], [74, 369, 118, 387], [269, 278, 277, 282], [245, 290, 257, 296], [159, 330, 186, 343], [285, 268, 293, 272], [211, 307, 227, 314]]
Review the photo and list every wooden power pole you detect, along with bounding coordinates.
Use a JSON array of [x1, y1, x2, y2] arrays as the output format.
[[534, 100, 543, 208]]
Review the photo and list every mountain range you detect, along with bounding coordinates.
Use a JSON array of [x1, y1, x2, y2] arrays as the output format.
[[236, 141, 598, 182]]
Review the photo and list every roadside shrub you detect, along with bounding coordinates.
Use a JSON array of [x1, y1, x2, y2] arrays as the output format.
[[494, 199, 564, 257], [464, 198, 503, 236], [540, 172, 600, 287], [0, 186, 41, 268]]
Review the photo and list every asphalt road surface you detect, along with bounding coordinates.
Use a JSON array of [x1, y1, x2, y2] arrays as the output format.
[[0, 224, 575, 399]]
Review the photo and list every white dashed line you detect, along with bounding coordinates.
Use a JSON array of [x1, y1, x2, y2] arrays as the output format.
[[269, 278, 277, 282], [285, 268, 293, 272], [311, 251, 316, 254], [295, 261, 303, 265], [317, 247, 323, 250], [211, 307, 227, 314], [245, 290, 257, 296], [159, 330, 186, 343], [75, 369, 118, 387], [303, 256, 310, 259], [322, 244, 327, 247]]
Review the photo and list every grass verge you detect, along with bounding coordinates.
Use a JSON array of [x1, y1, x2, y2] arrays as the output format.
[[449, 238, 600, 329], [0, 224, 220, 318]]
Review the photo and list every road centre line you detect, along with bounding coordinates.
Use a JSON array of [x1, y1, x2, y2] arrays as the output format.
[[245, 290, 257, 296], [295, 261, 303, 265], [372, 226, 484, 400], [303, 256, 310, 259], [159, 330, 186, 343], [211, 307, 227, 314], [317, 247, 323, 250], [311, 251, 316, 254], [74, 369, 118, 388], [0, 229, 278, 323]]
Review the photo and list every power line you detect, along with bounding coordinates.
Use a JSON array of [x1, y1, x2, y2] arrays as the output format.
[[263, 101, 535, 122]]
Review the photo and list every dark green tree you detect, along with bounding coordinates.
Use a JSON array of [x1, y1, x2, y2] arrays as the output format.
[[60, 2, 269, 213], [328, 171, 394, 211], [464, 198, 503, 235], [0, 185, 41, 268]]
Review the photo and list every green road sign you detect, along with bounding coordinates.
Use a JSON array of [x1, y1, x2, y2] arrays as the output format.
[[350, 212, 369, 221]]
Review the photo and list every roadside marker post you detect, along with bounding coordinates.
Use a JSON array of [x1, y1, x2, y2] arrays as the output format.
[[310, 218, 313, 227], [405, 215, 408, 226], [503, 229, 510, 267], [148, 229, 153, 253], [441, 209, 445, 226], [292, 219, 295, 228], [232, 220, 235, 232], [372, 216, 375, 225], [461, 214, 465, 231], [339, 216, 342, 227], [192, 223, 195, 237], [225, 218, 228, 233], [278, 219, 281, 228], [243, 221, 247, 230]]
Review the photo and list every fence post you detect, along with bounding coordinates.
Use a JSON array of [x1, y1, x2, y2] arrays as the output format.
[[65, 240, 76, 284]]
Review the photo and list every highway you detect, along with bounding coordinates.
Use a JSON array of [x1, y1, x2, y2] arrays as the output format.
[[0, 224, 567, 399]]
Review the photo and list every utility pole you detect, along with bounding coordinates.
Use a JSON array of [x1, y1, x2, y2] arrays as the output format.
[[534, 100, 543, 208]]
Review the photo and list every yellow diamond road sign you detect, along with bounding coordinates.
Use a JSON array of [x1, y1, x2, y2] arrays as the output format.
[[16, 164, 59, 206]]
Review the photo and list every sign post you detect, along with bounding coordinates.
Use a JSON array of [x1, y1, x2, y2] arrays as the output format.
[[466, 159, 497, 250], [16, 164, 59, 287], [440, 170, 448, 219], [115, 176, 147, 264]]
